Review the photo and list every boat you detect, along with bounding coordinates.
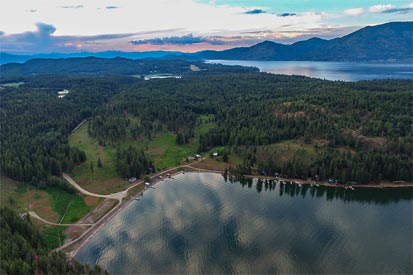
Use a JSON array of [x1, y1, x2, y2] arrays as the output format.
[[145, 182, 150, 186], [315, 183, 320, 187], [349, 186, 355, 190]]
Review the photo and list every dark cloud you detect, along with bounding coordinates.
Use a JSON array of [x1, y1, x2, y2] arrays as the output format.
[[106, 6, 119, 9], [278, 13, 296, 17], [379, 7, 413, 13], [60, 5, 83, 9], [131, 34, 225, 45], [0, 23, 137, 53], [244, 9, 266, 15]]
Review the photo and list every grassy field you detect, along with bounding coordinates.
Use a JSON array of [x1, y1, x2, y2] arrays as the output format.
[[39, 225, 67, 249], [144, 115, 216, 170], [0, 176, 96, 249], [69, 115, 217, 181], [69, 122, 128, 194], [145, 133, 196, 169], [256, 139, 320, 166], [46, 188, 91, 224]]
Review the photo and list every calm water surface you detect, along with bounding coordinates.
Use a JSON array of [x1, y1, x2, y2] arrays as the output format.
[[76, 173, 413, 274], [207, 60, 413, 81]]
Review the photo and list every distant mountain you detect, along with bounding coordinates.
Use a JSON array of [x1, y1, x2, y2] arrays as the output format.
[[307, 22, 413, 61], [1, 22, 411, 64], [0, 51, 183, 64], [192, 22, 413, 61]]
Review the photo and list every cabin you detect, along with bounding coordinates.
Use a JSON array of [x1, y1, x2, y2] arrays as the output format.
[[128, 177, 137, 184]]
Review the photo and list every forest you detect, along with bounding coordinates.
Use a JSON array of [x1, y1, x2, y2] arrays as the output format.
[[0, 63, 412, 271], [1, 73, 412, 185], [0, 206, 106, 274]]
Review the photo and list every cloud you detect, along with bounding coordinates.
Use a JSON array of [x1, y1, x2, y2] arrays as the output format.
[[244, 9, 266, 15], [60, 5, 83, 9], [131, 34, 225, 45], [27, 9, 37, 13], [106, 6, 119, 9], [0, 22, 138, 53], [344, 8, 364, 17], [369, 4, 413, 13], [278, 13, 297, 17]]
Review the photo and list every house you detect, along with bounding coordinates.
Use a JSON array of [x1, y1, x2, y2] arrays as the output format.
[[212, 152, 218, 157], [188, 156, 195, 161], [195, 154, 202, 158], [128, 177, 137, 184]]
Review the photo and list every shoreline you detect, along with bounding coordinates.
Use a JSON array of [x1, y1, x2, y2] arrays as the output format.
[[66, 168, 188, 257], [62, 166, 412, 258]]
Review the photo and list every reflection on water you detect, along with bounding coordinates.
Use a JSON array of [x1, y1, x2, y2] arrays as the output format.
[[207, 60, 413, 81], [76, 173, 413, 274]]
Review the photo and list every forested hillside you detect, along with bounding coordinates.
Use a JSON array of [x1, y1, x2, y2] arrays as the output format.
[[0, 57, 257, 78], [1, 72, 412, 185], [87, 75, 413, 183], [0, 207, 105, 274]]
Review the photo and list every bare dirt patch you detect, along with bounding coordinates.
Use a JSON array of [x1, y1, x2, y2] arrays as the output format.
[[190, 158, 233, 171], [343, 129, 387, 149], [23, 190, 59, 222], [78, 177, 127, 195], [84, 196, 100, 207]]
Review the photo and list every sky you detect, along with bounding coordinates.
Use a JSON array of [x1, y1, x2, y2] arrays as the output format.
[[0, 0, 412, 54]]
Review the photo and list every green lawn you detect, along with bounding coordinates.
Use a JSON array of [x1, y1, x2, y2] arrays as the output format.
[[46, 188, 90, 224]]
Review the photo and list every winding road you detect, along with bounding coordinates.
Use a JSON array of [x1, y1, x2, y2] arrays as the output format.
[[29, 211, 93, 227], [28, 160, 221, 254]]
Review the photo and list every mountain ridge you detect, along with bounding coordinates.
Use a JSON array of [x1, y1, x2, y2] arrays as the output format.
[[1, 22, 411, 64], [192, 22, 413, 61]]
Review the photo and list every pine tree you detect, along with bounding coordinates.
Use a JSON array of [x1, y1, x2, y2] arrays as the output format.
[[97, 157, 103, 168]]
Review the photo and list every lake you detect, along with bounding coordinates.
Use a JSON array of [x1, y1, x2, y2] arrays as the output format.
[[207, 60, 413, 81], [76, 173, 413, 274]]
